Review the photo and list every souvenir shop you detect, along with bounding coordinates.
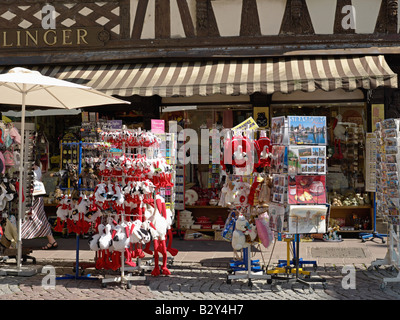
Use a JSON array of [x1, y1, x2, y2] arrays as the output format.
[[0, 51, 396, 288], [162, 88, 374, 241]]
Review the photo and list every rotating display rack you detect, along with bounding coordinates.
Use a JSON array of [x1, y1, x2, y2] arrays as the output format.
[[370, 118, 400, 289]]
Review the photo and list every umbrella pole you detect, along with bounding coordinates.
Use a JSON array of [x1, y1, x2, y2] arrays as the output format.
[[17, 87, 26, 270]]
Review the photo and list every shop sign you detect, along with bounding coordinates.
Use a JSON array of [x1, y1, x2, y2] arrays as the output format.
[[151, 119, 165, 134], [0, 27, 108, 49], [232, 117, 259, 135]]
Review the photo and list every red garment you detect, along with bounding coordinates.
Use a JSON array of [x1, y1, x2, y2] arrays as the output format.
[[221, 136, 260, 169], [255, 136, 271, 168]]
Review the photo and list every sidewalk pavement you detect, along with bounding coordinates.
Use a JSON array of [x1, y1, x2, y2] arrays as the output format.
[[20, 234, 388, 268], [0, 235, 398, 301]]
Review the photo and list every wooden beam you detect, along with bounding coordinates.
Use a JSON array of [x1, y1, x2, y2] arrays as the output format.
[[240, 0, 261, 36], [155, 0, 170, 39], [131, 0, 149, 39], [177, 0, 195, 37]]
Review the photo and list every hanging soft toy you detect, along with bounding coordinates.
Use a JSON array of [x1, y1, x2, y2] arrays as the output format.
[[89, 225, 103, 269], [224, 182, 236, 206], [88, 225, 102, 252], [94, 182, 108, 204], [85, 200, 102, 228], [234, 182, 251, 207], [98, 223, 114, 270], [54, 195, 69, 232], [221, 135, 260, 174], [75, 194, 91, 234], [145, 193, 176, 276], [218, 182, 229, 207], [255, 135, 272, 170], [111, 222, 132, 270], [333, 114, 345, 160]]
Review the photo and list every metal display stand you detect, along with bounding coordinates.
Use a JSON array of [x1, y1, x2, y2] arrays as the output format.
[[99, 131, 176, 288], [368, 119, 400, 289], [227, 245, 271, 287], [57, 141, 98, 281], [101, 248, 147, 288], [266, 116, 327, 288], [277, 235, 318, 271], [267, 232, 326, 288], [370, 224, 400, 289], [56, 234, 98, 281], [359, 194, 386, 243]]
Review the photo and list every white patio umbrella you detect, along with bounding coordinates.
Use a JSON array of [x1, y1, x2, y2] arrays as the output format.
[[0, 67, 130, 270]]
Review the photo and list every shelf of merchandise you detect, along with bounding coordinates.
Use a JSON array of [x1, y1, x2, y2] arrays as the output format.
[[330, 205, 374, 233], [330, 206, 372, 210], [185, 205, 223, 209], [339, 229, 373, 233]]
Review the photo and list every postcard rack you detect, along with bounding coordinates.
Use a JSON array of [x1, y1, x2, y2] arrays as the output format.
[[266, 116, 328, 287], [369, 118, 400, 289]]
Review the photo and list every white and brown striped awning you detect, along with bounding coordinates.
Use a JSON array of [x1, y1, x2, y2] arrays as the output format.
[[1, 55, 397, 97]]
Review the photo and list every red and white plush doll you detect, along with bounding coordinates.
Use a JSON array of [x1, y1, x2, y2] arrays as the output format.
[[255, 136, 272, 169], [98, 223, 114, 270], [54, 195, 69, 232], [144, 194, 178, 276], [222, 135, 259, 171], [111, 221, 133, 269]]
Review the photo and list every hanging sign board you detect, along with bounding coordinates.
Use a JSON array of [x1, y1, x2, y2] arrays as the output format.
[[232, 116, 259, 135], [151, 119, 165, 133]]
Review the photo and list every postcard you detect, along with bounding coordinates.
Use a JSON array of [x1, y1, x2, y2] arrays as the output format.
[[287, 146, 326, 175], [288, 175, 327, 205], [271, 174, 287, 204], [270, 145, 287, 174], [288, 116, 327, 145], [271, 116, 285, 145], [268, 203, 287, 233], [288, 205, 328, 234]]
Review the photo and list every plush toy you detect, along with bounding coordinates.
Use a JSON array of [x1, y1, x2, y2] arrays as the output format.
[[333, 114, 345, 160], [54, 194, 70, 232], [234, 182, 251, 207], [98, 223, 114, 270], [88, 224, 102, 252], [112, 222, 133, 269], [224, 182, 236, 206], [143, 193, 178, 276], [221, 136, 259, 172], [231, 214, 248, 259]]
